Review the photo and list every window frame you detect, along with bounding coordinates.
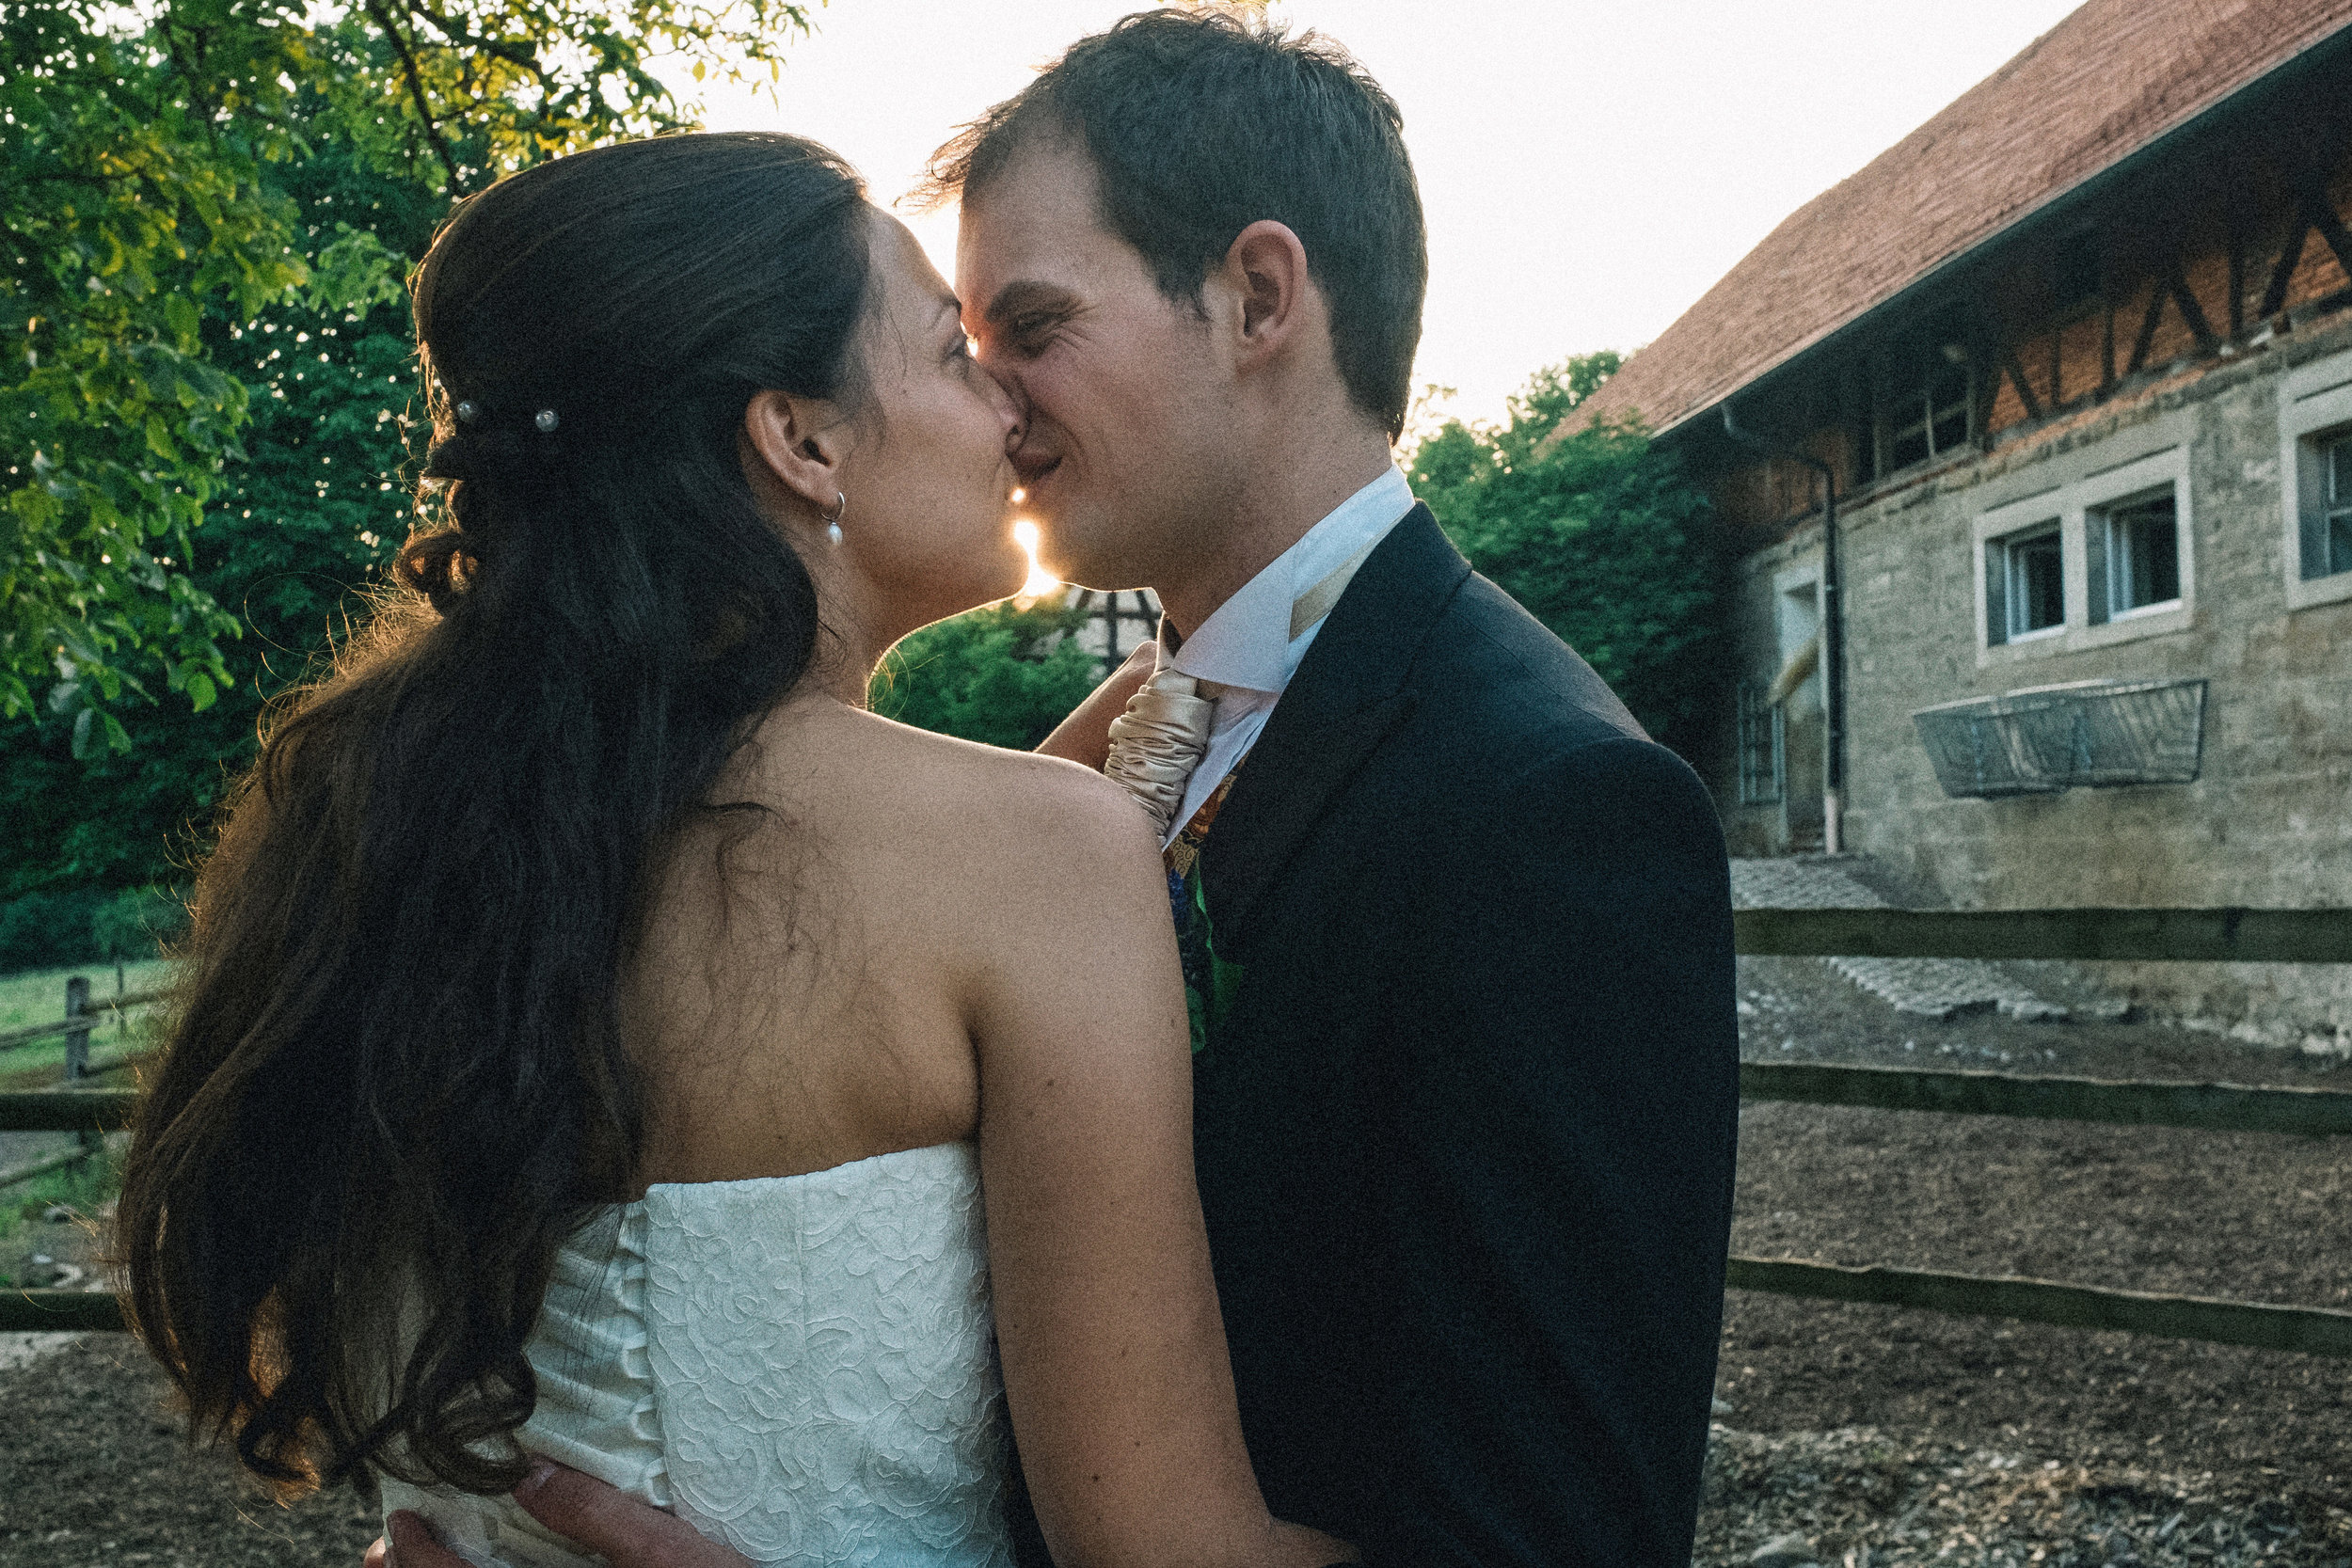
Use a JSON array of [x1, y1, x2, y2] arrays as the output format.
[[1971, 425, 2194, 668], [1873, 346, 1977, 479], [1999, 523, 2067, 642], [1735, 680, 1785, 806], [2327, 434, 2352, 576], [2279, 348, 2352, 611], [2091, 485, 2185, 623]]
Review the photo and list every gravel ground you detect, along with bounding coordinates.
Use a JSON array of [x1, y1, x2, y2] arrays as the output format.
[[1697, 1423, 2352, 1567], [1716, 949, 2351, 1567], [0, 1336, 378, 1568], [0, 947, 2342, 1567]]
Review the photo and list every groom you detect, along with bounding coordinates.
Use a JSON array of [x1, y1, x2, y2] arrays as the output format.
[[384, 12, 1736, 1566]]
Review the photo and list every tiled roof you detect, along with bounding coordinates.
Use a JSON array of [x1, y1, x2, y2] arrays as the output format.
[[1576, 0, 2352, 436]]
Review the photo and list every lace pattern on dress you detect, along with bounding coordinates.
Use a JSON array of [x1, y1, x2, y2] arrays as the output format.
[[380, 1143, 1012, 1567]]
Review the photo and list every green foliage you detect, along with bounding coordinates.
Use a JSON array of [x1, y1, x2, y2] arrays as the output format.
[[0, 885, 183, 971], [0, 1153, 123, 1277], [0, 0, 819, 903], [1407, 353, 1724, 753], [873, 599, 1106, 752], [3, 140, 453, 899], [3, 0, 817, 751]]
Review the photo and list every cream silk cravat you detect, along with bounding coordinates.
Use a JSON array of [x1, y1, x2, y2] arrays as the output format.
[[1103, 665, 1217, 836], [1102, 533, 1383, 836]]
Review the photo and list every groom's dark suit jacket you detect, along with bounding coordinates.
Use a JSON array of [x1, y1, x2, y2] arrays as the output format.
[[1016, 504, 1739, 1568]]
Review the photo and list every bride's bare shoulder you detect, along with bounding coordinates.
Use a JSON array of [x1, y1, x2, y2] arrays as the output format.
[[764, 701, 1159, 881]]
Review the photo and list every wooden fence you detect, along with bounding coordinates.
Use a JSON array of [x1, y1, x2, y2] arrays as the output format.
[[5, 909, 2350, 1349], [0, 978, 163, 1197], [1729, 904, 2352, 1358]]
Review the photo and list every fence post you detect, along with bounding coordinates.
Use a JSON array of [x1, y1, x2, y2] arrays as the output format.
[[63, 974, 101, 1166], [63, 975, 90, 1084]]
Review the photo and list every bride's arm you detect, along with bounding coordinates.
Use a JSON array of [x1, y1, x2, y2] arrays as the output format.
[[970, 768, 1353, 1568], [1033, 641, 1155, 768]]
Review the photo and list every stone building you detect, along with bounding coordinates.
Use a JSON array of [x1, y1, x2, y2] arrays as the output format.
[[1577, 0, 2352, 1035]]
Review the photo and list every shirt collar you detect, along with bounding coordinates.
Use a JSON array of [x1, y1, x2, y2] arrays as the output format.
[[1166, 467, 1415, 696]]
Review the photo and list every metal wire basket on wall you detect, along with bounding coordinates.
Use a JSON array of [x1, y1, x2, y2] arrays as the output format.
[[1912, 677, 2207, 799]]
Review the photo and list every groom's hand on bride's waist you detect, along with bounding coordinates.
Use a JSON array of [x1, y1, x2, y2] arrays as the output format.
[[366, 1460, 754, 1568]]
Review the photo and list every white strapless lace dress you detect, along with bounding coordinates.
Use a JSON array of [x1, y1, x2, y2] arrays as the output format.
[[379, 1142, 1015, 1567]]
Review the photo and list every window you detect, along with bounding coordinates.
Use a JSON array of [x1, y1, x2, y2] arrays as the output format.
[[1986, 524, 2064, 644], [2279, 351, 2352, 608], [1976, 420, 2193, 658], [1883, 355, 1974, 473], [2324, 431, 2352, 578], [1737, 681, 1784, 804], [2091, 489, 2182, 620]]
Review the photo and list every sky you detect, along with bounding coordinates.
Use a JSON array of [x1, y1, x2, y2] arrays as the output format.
[[673, 0, 2089, 431]]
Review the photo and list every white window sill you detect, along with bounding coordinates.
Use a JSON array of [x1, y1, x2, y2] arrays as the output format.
[[2285, 567, 2352, 612], [1977, 601, 2194, 667]]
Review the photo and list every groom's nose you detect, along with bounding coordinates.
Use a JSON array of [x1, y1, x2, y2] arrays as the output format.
[[981, 360, 1030, 452]]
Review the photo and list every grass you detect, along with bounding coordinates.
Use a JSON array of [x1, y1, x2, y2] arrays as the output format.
[[0, 957, 176, 1085], [0, 1143, 121, 1287], [0, 957, 177, 1029], [0, 958, 167, 1266]]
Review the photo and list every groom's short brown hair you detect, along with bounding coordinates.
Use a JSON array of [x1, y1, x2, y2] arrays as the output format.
[[921, 8, 1427, 441]]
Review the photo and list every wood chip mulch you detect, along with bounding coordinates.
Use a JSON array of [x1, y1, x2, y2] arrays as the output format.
[[1699, 1422, 2352, 1568]]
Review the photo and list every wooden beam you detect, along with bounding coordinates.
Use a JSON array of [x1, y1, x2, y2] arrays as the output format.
[[2259, 214, 2312, 319], [0, 1146, 95, 1192], [2125, 276, 2166, 374], [1731, 905, 2352, 962], [2100, 290, 2116, 392], [0, 990, 167, 1052], [23, 1267, 2352, 1354], [2227, 213, 2246, 338], [1740, 1060, 2352, 1136], [1998, 347, 2043, 423], [1726, 1258, 2352, 1359], [0, 1090, 138, 1133], [2301, 186, 2352, 278], [2165, 258, 2218, 351], [0, 1291, 124, 1334]]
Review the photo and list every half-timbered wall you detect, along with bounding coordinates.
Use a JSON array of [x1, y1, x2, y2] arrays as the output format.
[[1691, 99, 2352, 1041]]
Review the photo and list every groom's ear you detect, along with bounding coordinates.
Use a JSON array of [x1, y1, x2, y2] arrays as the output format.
[[741, 390, 850, 516], [1220, 220, 1314, 372]]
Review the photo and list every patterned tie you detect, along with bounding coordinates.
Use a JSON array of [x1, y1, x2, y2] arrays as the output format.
[[1163, 760, 1248, 1055], [1100, 531, 1390, 1055]]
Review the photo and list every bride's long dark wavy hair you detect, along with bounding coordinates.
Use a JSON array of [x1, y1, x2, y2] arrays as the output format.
[[116, 132, 872, 1497]]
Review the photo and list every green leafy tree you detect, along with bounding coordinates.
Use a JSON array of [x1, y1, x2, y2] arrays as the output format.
[[1408, 353, 1724, 756], [4, 0, 815, 752], [1, 0, 818, 938], [0, 139, 437, 904], [872, 599, 1106, 752]]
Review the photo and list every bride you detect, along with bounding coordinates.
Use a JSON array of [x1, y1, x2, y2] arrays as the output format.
[[115, 132, 1350, 1568]]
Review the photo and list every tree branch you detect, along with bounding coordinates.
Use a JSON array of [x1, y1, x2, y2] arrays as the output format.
[[409, 1, 548, 85], [366, 0, 468, 196]]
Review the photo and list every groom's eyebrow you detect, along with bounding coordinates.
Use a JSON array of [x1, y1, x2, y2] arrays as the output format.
[[979, 279, 1081, 328]]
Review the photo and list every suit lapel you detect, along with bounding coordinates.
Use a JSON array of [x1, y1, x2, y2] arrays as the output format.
[[1200, 505, 1470, 957]]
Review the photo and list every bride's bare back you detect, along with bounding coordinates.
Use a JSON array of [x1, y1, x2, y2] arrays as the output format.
[[626, 694, 1159, 1189], [624, 694, 1345, 1568]]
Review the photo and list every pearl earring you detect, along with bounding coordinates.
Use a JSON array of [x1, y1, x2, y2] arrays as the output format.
[[821, 490, 847, 546]]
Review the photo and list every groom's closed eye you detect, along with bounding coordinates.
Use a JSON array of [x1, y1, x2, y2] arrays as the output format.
[[981, 281, 1086, 360]]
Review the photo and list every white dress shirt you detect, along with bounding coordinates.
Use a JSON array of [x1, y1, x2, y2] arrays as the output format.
[[1157, 465, 1417, 843]]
